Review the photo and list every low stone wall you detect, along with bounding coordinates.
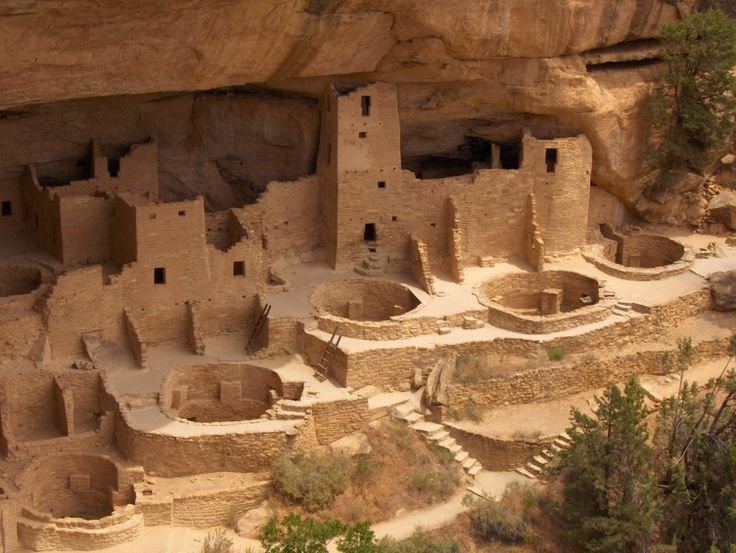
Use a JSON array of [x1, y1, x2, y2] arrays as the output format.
[[134, 478, 269, 529], [583, 249, 694, 281], [445, 423, 554, 471], [486, 300, 614, 334], [311, 398, 369, 445], [311, 279, 420, 321], [18, 505, 142, 551], [316, 308, 488, 341], [446, 333, 732, 411]]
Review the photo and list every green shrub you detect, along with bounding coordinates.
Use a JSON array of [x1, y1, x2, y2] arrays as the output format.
[[407, 466, 459, 502], [380, 530, 460, 553], [201, 529, 233, 553], [470, 500, 531, 544], [352, 454, 382, 487], [271, 451, 351, 511], [547, 346, 565, 362]]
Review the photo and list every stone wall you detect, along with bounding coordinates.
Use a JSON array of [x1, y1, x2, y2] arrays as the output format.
[[311, 279, 420, 321], [525, 193, 545, 271], [409, 235, 435, 294], [445, 423, 553, 471], [311, 398, 369, 445]]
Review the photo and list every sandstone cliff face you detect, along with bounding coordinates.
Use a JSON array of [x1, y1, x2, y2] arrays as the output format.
[[0, 0, 699, 213]]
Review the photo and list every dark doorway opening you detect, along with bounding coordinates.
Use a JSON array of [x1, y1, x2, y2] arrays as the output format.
[[233, 261, 246, 277], [107, 158, 120, 178], [364, 223, 377, 241], [1, 201, 11, 216], [499, 144, 521, 169], [154, 267, 166, 285]]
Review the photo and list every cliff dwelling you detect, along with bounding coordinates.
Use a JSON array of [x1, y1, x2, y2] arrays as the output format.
[[1, 1, 736, 551]]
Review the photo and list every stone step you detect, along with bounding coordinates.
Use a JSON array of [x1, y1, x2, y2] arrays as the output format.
[[455, 450, 469, 463], [465, 485, 488, 499], [273, 410, 305, 420], [461, 456, 477, 469], [428, 430, 449, 442], [542, 449, 555, 460], [553, 438, 571, 449], [641, 384, 663, 404], [533, 455, 549, 466], [278, 400, 309, 412], [438, 437, 457, 449], [410, 420, 443, 434], [526, 462, 544, 475], [401, 412, 423, 424], [559, 431, 571, 441], [550, 443, 564, 453], [515, 467, 538, 479], [393, 403, 414, 418], [466, 464, 482, 477]]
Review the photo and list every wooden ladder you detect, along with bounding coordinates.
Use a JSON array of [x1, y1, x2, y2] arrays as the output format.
[[315, 328, 341, 382], [245, 303, 271, 354]]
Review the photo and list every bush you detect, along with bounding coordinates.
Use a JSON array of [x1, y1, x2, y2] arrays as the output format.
[[470, 500, 531, 544], [547, 346, 565, 362], [407, 466, 460, 503], [380, 530, 460, 553], [271, 451, 351, 511], [202, 529, 233, 553], [352, 454, 382, 487]]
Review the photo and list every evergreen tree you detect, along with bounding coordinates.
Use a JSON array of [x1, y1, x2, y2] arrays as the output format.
[[655, 335, 736, 552], [555, 378, 658, 552], [650, 7, 736, 188]]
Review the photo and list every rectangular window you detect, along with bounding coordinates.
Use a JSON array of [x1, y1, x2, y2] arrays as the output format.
[[377, 181, 386, 189], [154, 267, 166, 285], [364, 223, 376, 241], [149, 213, 157, 220], [1, 201, 11, 216], [545, 148, 558, 174], [361, 95, 371, 117], [178, 210, 186, 217], [359, 132, 367, 138], [233, 261, 246, 277]]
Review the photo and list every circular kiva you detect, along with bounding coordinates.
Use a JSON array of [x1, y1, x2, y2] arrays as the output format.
[[479, 270, 613, 334], [162, 363, 288, 423], [0, 265, 42, 297], [310, 278, 421, 321]]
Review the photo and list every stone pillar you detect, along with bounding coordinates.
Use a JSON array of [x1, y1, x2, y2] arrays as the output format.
[[540, 288, 563, 315]]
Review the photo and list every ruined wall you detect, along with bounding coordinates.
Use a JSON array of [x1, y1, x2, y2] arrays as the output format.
[[409, 235, 435, 294], [0, 180, 23, 234], [311, 398, 370, 445]]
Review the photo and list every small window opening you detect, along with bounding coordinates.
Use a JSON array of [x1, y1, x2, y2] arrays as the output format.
[[1, 201, 11, 216], [363, 223, 377, 242], [361, 95, 371, 117], [359, 132, 367, 138], [233, 261, 246, 277], [430, 223, 437, 228], [107, 157, 120, 178], [545, 148, 558, 173], [377, 181, 386, 189], [154, 267, 166, 285], [392, 216, 398, 222], [178, 210, 186, 217], [369, 247, 377, 253], [149, 213, 157, 220]]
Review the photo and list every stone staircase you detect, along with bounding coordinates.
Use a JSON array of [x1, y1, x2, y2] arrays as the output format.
[[514, 431, 572, 480], [612, 300, 636, 318], [392, 402, 482, 480], [354, 252, 386, 276], [263, 399, 309, 421]]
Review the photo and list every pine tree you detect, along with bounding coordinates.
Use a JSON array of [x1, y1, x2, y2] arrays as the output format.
[[650, 7, 736, 189], [555, 378, 659, 552]]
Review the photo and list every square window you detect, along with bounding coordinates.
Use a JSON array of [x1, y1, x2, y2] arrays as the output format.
[[154, 267, 166, 285], [178, 210, 186, 217], [359, 132, 367, 138], [233, 261, 246, 277], [392, 216, 398, 222], [377, 181, 386, 189], [1, 201, 11, 216]]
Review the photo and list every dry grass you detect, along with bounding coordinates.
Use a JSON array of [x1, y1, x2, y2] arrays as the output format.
[[326, 421, 462, 524]]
